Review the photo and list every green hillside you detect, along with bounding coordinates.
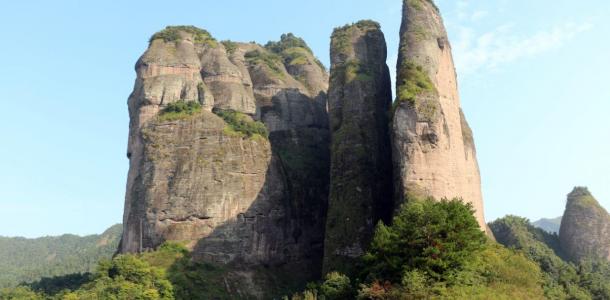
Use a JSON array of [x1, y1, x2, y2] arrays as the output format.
[[0, 224, 122, 288], [490, 216, 610, 299]]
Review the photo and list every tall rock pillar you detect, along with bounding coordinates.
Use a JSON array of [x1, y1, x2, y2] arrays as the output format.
[[323, 21, 394, 274], [392, 0, 487, 230]]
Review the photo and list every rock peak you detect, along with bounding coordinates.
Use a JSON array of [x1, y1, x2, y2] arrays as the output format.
[[323, 20, 393, 275], [559, 187, 610, 262], [568, 186, 593, 199], [392, 0, 488, 232]]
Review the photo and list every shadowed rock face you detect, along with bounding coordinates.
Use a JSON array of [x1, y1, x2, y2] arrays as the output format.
[[392, 0, 487, 230], [120, 27, 329, 295], [323, 21, 393, 275], [559, 187, 610, 262]]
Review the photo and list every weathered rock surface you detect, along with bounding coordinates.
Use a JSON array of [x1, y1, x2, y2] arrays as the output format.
[[323, 21, 393, 274], [559, 187, 610, 262], [121, 27, 330, 297], [392, 0, 487, 230]]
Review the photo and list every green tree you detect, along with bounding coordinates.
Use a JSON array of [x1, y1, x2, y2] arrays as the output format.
[[362, 198, 487, 284]]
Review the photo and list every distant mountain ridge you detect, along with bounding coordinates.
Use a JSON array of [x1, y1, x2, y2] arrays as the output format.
[[0, 224, 121, 288], [532, 216, 562, 234]]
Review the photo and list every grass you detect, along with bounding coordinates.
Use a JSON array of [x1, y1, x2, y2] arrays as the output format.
[[221, 40, 238, 55], [331, 59, 374, 85], [158, 100, 202, 122], [149, 25, 217, 47], [331, 20, 381, 55], [396, 60, 436, 105], [282, 47, 310, 66], [244, 49, 285, 78], [213, 109, 268, 139]]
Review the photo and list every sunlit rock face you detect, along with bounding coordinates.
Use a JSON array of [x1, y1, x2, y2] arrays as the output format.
[[392, 0, 487, 231], [559, 187, 610, 263], [120, 27, 330, 296]]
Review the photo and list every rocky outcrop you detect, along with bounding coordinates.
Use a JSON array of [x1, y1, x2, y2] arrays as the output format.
[[120, 26, 330, 296], [323, 21, 393, 275], [392, 0, 487, 230], [559, 187, 610, 262]]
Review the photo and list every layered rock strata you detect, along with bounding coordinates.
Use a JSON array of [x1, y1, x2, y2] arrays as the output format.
[[323, 21, 393, 274], [392, 0, 486, 230], [120, 27, 330, 293], [559, 187, 610, 262]]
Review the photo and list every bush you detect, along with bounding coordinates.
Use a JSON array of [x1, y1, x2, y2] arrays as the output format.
[[319, 272, 354, 299], [221, 40, 238, 55], [245, 49, 285, 77], [158, 100, 202, 122], [362, 198, 487, 284], [265, 33, 312, 54], [149, 25, 217, 47], [213, 109, 268, 139]]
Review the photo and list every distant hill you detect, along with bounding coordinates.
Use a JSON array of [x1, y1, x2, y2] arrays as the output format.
[[0, 224, 121, 288], [532, 216, 562, 234]]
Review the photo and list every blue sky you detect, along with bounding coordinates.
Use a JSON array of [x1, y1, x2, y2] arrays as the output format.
[[0, 0, 608, 237]]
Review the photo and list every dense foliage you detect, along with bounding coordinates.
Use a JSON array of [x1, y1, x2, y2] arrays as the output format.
[[265, 33, 313, 55], [290, 198, 546, 299], [0, 243, 239, 300], [265, 33, 326, 71], [0, 225, 121, 289], [490, 216, 610, 299], [149, 26, 216, 47], [213, 108, 268, 139], [244, 49, 286, 77], [158, 101, 202, 122]]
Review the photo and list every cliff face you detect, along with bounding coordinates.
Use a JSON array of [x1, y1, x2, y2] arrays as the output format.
[[323, 21, 393, 274], [121, 27, 329, 291], [559, 187, 610, 262], [392, 0, 486, 230]]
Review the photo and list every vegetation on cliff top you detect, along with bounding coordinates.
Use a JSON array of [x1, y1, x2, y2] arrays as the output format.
[[406, 0, 440, 12], [213, 109, 268, 139], [220, 40, 238, 55], [331, 20, 380, 55], [245, 49, 286, 77], [149, 26, 217, 47], [265, 33, 326, 71], [158, 100, 202, 122]]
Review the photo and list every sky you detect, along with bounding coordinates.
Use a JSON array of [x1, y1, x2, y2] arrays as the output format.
[[0, 0, 608, 238]]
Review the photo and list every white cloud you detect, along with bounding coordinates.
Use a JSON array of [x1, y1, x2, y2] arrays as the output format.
[[453, 22, 593, 75]]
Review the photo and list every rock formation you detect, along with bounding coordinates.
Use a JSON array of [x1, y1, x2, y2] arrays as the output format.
[[559, 187, 610, 262], [392, 0, 487, 230], [120, 26, 330, 295], [323, 21, 393, 274]]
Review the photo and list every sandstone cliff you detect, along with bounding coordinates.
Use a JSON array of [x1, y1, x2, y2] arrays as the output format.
[[392, 0, 486, 230], [559, 187, 610, 262], [120, 26, 329, 295], [323, 21, 393, 274]]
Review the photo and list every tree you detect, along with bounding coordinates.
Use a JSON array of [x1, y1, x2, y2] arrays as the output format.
[[362, 198, 487, 284]]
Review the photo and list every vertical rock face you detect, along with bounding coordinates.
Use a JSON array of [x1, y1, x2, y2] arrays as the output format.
[[323, 21, 393, 274], [392, 0, 486, 229], [121, 27, 330, 294], [559, 187, 610, 262]]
